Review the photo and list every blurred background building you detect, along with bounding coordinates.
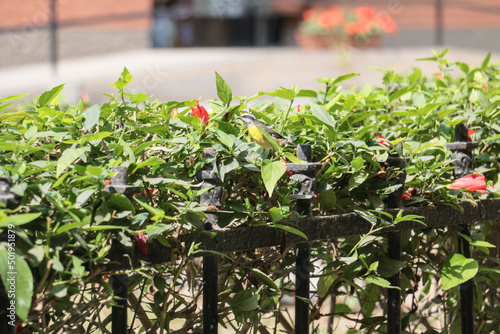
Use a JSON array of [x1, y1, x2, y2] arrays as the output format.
[[1, 0, 500, 68], [1, 0, 500, 104]]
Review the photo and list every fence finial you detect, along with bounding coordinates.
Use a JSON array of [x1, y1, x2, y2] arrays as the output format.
[[0, 176, 16, 209], [198, 147, 223, 230], [446, 123, 478, 179]]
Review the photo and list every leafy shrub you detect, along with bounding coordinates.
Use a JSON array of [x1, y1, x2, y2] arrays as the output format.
[[1, 49, 500, 333]]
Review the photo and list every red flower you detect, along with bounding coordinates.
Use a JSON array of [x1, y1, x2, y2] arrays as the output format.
[[133, 232, 149, 256], [285, 170, 294, 176], [377, 135, 390, 146], [448, 174, 487, 193], [436, 73, 443, 81], [402, 194, 410, 200], [191, 100, 209, 123], [172, 108, 179, 118], [468, 129, 475, 142]]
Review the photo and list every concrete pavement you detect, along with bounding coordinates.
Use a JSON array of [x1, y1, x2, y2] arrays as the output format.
[[0, 46, 498, 105]]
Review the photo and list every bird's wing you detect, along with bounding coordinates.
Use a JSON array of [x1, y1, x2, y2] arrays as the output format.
[[254, 121, 286, 140]]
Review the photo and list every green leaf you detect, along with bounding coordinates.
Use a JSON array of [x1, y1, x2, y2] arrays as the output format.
[[365, 275, 400, 289], [377, 256, 405, 278], [351, 156, 364, 171], [134, 157, 166, 171], [215, 128, 234, 149], [343, 95, 357, 111], [251, 268, 279, 291], [230, 290, 259, 311], [113, 67, 133, 90], [481, 51, 491, 69], [318, 274, 336, 298], [0, 251, 33, 321], [441, 254, 478, 291], [107, 193, 135, 214], [218, 157, 239, 181], [348, 171, 368, 191], [38, 84, 65, 107], [56, 147, 90, 177], [332, 73, 360, 85], [271, 223, 307, 240], [0, 213, 42, 228], [317, 73, 360, 85], [261, 160, 286, 196], [84, 104, 101, 129], [215, 71, 232, 105], [470, 89, 490, 108], [269, 207, 283, 222], [134, 198, 165, 222], [311, 104, 335, 128]]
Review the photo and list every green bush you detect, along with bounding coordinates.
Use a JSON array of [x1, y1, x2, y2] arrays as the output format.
[[1, 49, 500, 333]]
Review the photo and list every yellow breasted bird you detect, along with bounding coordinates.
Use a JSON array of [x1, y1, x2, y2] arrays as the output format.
[[237, 113, 294, 150]]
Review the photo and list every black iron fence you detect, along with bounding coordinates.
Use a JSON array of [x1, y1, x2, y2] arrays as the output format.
[[1, 123, 497, 333]]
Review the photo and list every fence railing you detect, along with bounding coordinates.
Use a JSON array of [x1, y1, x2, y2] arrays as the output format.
[[1, 124, 488, 333]]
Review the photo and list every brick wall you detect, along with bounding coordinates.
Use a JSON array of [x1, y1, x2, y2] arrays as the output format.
[[0, 0, 153, 30]]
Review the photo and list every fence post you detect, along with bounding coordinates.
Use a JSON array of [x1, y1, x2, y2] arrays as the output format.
[[104, 166, 140, 334], [287, 144, 322, 334], [198, 148, 222, 334], [0, 177, 16, 334], [446, 123, 477, 334], [384, 142, 407, 334]]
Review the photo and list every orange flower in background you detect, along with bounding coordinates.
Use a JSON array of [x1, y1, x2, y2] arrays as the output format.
[[448, 174, 487, 193], [318, 7, 343, 28], [356, 6, 376, 21], [191, 100, 209, 123], [344, 22, 360, 35], [375, 13, 397, 33]]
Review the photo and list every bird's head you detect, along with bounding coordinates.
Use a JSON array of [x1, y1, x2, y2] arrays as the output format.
[[237, 113, 258, 128]]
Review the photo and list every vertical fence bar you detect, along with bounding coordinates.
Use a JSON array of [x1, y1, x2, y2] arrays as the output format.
[[111, 274, 128, 334], [385, 142, 406, 334], [446, 123, 477, 334], [104, 166, 140, 334], [0, 177, 16, 334], [459, 226, 474, 334], [198, 148, 222, 334], [287, 144, 321, 334]]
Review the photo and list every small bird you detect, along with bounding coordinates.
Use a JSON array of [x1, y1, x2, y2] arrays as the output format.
[[237, 113, 294, 150]]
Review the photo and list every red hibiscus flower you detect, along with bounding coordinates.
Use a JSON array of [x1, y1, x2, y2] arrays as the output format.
[[133, 232, 149, 256], [191, 100, 209, 123], [468, 129, 475, 142], [377, 135, 390, 146], [448, 174, 487, 193]]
